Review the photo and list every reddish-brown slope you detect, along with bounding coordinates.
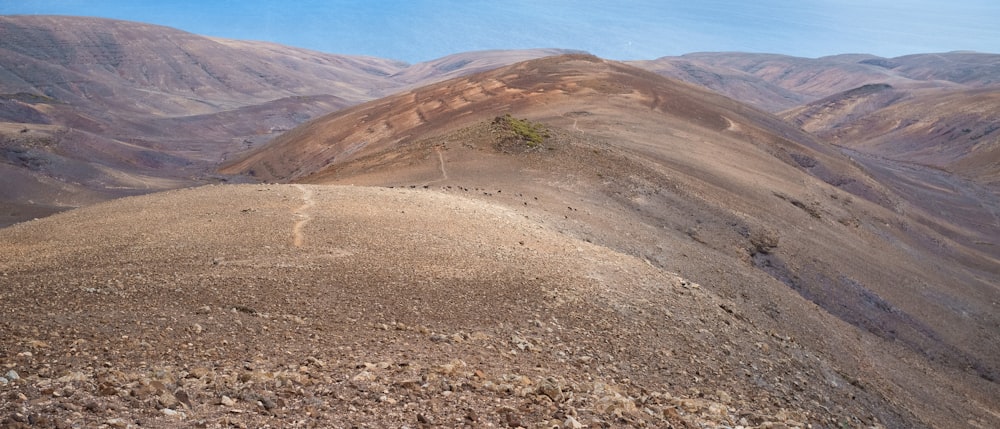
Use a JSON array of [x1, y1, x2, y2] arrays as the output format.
[[223, 55, 1000, 428], [222, 54, 868, 191]]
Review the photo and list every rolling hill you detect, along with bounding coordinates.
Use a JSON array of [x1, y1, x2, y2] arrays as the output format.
[[0, 16, 568, 227], [630, 51, 1000, 112], [1, 16, 998, 428], [220, 54, 1000, 428]]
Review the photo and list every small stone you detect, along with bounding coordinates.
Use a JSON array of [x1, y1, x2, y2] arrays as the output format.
[[351, 370, 375, 382], [396, 379, 421, 390], [465, 409, 479, 422], [417, 413, 432, 424], [564, 416, 585, 429], [61, 402, 82, 412], [5, 370, 19, 381], [174, 389, 192, 408], [259, 396, 277, 411], [0, 377, 7, 385], [58, 371, 89, 383], [97, 383, 117, 396], [191, 324, 203, 334], [158, 390, 180, 409], [511, 335, 534, 351], [187, 367, 212, 379], [161, 408, 181, 417], [105, 418, 128, 428], [221, 395, 237, 407], [537, 380, 563, 402], [502, 411, 524, 428]]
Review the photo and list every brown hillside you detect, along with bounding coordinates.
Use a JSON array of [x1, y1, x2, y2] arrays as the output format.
[[0, 184, 908, 428], [0, 16, 568, 227], [782, 84, 1000, 262], [784, 85, 1000, 185], [222, 55, 1000, 428]]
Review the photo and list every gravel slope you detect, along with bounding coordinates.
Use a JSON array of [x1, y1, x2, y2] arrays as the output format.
[[0, 184, 899, 428]]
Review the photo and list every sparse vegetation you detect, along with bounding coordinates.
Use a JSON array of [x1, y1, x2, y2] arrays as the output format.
[[493, 114, 549, 148]]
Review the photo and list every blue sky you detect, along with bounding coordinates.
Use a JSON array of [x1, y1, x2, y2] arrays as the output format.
[[2, 0, 998, 63]]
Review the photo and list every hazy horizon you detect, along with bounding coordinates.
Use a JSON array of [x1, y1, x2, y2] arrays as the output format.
[[2, 1, 998, 63]]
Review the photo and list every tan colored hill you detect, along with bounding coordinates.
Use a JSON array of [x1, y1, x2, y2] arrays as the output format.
[[222, 55, 1000, 428]]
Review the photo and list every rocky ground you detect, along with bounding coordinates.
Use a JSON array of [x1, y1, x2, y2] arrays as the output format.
[[0, 185, 899, 428]]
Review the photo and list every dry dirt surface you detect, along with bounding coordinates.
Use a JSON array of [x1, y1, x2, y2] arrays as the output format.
[[0, 184, 900, 428]]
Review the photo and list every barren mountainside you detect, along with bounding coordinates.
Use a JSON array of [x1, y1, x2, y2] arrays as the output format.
[[221, 55, 1000, 428], [1, 16, 998, 429]]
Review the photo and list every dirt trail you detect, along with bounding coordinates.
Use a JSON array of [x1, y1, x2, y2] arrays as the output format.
[[426, 145, 449, 184], [723, 116, 739, 132], [292, 184, 314, 247]]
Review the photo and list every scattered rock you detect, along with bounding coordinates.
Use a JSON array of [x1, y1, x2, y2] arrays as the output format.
[[351, 370, 376, 382], [511, 335, 534, 351], [105, 418, 128, 428], [564, 415, 585, 429], [537, 380, 563, 402], [162, 408, 182, 418], [158, 390, 180, 409], [187, 367, 212, 379], [175, 389, 193, 408]]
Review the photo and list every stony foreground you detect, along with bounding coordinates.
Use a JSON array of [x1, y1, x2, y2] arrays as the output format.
[[0, 184, 950, 428]]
